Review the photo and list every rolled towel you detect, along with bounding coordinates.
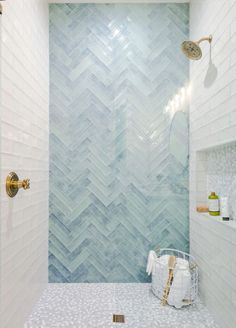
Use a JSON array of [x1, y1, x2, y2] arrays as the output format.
[[176, 258, 189, 269], [151, 255, 170, 299], [168, 259, 191, 309], [146, 250, 157, 276]]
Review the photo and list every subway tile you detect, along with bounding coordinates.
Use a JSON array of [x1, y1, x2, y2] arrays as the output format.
[[190, 1, 236, 327], [0, 1, 49, 328]]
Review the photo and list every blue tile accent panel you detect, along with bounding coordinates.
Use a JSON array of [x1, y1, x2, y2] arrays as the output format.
[[49, 3, 189, 283]]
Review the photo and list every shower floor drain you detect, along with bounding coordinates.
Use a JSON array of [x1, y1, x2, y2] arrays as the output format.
[[113, 314, 125, 323]]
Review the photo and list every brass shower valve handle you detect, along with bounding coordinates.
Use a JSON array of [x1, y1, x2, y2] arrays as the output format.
[[22, 178, 30, 190], [6, 172, 31, 197], [11, 178, 30, 190]]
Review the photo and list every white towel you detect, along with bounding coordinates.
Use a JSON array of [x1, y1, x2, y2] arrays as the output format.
[[146, 250, 157, 275], [168, 259, 191, 309], [150, 255, 192, 308], [151, 255, 170, 298]]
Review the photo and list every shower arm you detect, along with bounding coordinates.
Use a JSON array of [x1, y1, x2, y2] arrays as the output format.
[[196, 35, 212, 45], [0, 0, 5, 15]]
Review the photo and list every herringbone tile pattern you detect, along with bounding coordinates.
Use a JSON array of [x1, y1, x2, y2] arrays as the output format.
[[49, 3, 189, 283]]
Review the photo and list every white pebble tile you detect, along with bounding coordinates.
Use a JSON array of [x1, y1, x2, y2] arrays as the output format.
[[25, 284, 219, 328]]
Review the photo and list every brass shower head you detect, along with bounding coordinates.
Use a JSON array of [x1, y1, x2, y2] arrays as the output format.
[[181, 35, 212, 60]]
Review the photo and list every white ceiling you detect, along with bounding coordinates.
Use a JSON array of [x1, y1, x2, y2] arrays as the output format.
[[48, 1, 189, 3]]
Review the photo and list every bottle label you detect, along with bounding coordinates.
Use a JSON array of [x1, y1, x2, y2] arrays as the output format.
[[208, 199, 219, 212]]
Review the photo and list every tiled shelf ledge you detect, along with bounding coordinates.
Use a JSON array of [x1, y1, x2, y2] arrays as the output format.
[[192, 211, 236, 244], [196, 212, 236, 230]]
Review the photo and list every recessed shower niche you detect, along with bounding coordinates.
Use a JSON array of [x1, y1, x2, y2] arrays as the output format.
[[196, 142, 236, 220]]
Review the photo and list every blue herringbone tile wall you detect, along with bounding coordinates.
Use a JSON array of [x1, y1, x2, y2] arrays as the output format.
[[49, 3, 189, 283]]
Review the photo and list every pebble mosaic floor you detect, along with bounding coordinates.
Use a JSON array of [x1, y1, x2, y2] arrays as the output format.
[[25, 284, 219, 328]]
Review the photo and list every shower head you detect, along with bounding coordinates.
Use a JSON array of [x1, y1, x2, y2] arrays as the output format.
[[181, 35, 212, 60], [181, 41, 202, 60]]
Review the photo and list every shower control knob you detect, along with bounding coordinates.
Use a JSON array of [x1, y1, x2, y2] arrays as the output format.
[[6, 172, 31, 198], [22, 179, 30, 190]]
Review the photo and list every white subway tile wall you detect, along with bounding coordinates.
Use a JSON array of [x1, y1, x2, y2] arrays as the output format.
[[190, 1, 236, 328], [0, 1, 49, 328]]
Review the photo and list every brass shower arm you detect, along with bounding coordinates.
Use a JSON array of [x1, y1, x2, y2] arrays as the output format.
[[0, 0, 5, 15], [181, 35, 213, 60], [196, 35, 213, 45]]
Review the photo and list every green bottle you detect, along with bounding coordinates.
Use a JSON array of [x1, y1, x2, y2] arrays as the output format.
[[208, 192, 220, 216]]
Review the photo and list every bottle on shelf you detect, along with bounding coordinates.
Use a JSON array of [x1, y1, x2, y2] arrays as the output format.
[[220, 197, 230, 221], [208, 192, 220, 216]]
